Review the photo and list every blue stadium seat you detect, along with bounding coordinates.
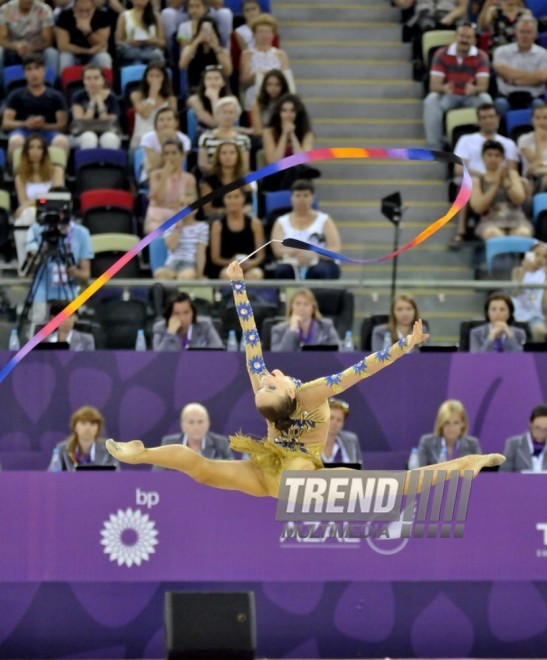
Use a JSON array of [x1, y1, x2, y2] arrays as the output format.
[[485, 236, 537, 273], [120, 64, 147, 96], [505, 109, 533, 141], [186, 108, 198, 145], [263, 190, 318, 216], [3, 64, 55, 95]]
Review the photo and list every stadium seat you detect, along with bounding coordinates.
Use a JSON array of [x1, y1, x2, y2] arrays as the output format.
[[312, 289, 355, 336], [459, 318, 531, 351], [445, 108, 479, 147], [120, 64, 147, 97], [12, 146, 67, 175], [61, 65, 114, 102], [90, 233, 140, 278], [505, 108, 533, 143], [485, 236, 537, 273], [75, 148, 128, 193], [81, 190, 135, 235], [186, 108, 198, 145], [533, 192, 547, 240], [3, 64, 55, 95], [93, 297, 149, 349], [149, 236, 168, 274], [421, 30, 455, 66]]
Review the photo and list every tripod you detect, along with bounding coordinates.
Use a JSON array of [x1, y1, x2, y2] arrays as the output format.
[[18, 231, 76, 336]]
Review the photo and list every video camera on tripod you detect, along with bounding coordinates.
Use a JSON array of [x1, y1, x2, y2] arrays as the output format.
[[35, 191, 72, 245]]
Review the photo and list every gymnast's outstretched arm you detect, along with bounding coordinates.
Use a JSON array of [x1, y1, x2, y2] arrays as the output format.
[[227, 261, 267, 394], [298, 321, 429, 410]]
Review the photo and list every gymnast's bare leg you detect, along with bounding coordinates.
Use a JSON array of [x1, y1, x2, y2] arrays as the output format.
[[107, 440, 504, 498]]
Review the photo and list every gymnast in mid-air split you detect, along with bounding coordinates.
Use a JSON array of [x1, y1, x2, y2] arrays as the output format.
[[107, 260, 505, 497]]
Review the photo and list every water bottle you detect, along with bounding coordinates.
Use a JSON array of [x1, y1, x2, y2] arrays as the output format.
[[343, 330, 353, 352], [8, 328, 20, 352], [49, 446, 62, 473], [135, 329, 147, 351], [240, 333, 246, 351], [383, 331, 391, 351], [408, 448, 419, 470], [439, 444, 448, 464], [226, 330, 238, 352]]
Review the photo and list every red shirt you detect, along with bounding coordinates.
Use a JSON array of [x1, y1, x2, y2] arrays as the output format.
[[430, 43, 490, 95]]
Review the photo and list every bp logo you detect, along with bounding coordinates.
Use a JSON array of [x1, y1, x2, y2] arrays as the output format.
[[100, 508, 159, 567]]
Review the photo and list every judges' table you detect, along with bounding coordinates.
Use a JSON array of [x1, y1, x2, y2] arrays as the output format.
[[0, 472, 546, 658]]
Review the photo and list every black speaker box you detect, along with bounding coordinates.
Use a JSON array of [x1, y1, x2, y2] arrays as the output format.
[[165, 591, 256, 659]]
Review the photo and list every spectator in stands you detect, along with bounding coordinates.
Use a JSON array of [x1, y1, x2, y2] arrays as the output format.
[[45, 300, 95, 350], [0, 0, 58, 76], [13, 133, 65, 271], [152, 189, 208, 281], [271, 288, 341, 351], [55, 0, 112, 71], [371, 294, 429, 352], [517, 103, 547, 191], [140, 107, 191, 182], [262, 93, 317, 190], [129, 60, 177, 149], [395, 0, 469, 69], [322, 398, 363, 466], [235, 0, 261, 52], [271, 179, 341, 279], [26, 187, 93, 323], [153, 403, 233, 468], [115, 0, 165, 66], [144, 137, 197, 234], [200, 141, 251, 220], [512, 242, 547, 342], [70, 64, 121, 150], [186, 65, 230, 131], [2, 53, 70, 160], [500, 403, 547, 471], [152, 291, 223, 349], [209, 188, 264, 280], [423, 22, 491, 151], [167, 0, 232, 50], [455, 103, 519, 176], [197, 96, 251, 175], [469, 140, 531, 240], [179, 15, 232, 92], [250, 68, 290, 137], [477, 0, 531, 53], [47, 405, 119, 471], [469, 291, 527, 351], [451, 103, 519, 247], [417, 400, 481, 466], [239, 14, 292, 112], [493, 15, 547, 118]]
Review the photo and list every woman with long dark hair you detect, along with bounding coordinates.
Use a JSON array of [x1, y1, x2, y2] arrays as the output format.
[[115, 0, 165, 66], [130, 60, 177, 149], [186, 65, 230, 130], [251, 68, 290, 136], [107, 261, 505, 496], [200, 141, 251, 218]]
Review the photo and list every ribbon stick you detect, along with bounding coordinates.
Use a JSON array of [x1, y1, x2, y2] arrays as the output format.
[[0, 148, 471, 383]]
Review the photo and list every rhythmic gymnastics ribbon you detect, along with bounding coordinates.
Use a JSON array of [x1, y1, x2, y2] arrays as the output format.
[[0, 148, 471, 383]]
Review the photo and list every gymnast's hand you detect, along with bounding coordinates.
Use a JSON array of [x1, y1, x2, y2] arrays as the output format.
[[227, 260, 244, 281], [406, 319, 429, 349]]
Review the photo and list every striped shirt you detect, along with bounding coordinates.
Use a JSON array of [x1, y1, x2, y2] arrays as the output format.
[[165, 221, 209, 264], [198, 131, 251, 166], [431, 44, 490, 95]]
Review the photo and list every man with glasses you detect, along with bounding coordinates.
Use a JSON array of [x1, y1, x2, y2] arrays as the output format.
[[500, 404, 547, 472]]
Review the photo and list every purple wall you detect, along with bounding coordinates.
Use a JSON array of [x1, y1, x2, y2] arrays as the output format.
[[1, 351, 546, 468]]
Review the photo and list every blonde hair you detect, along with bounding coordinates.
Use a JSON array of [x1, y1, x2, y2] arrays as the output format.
[[286, 288, 323, 321], [67, 405, 104, 463], [213, 95, 242, 119], [250, 13, 278, 33], [434, 400, 468, 438]]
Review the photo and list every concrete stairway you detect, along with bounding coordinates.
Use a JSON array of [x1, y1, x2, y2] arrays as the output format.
[[273, 0, 482, 344]]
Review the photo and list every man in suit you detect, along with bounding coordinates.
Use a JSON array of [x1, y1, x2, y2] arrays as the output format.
[[153, 403, 233, 471], [45, 301, 95, 350], [321, 398, 363, 467], [501, 404, 547, 472], [152, 292, 223, 351]]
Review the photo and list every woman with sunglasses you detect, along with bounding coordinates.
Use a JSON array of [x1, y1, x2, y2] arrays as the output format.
[[107, 261, 505, 497]]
